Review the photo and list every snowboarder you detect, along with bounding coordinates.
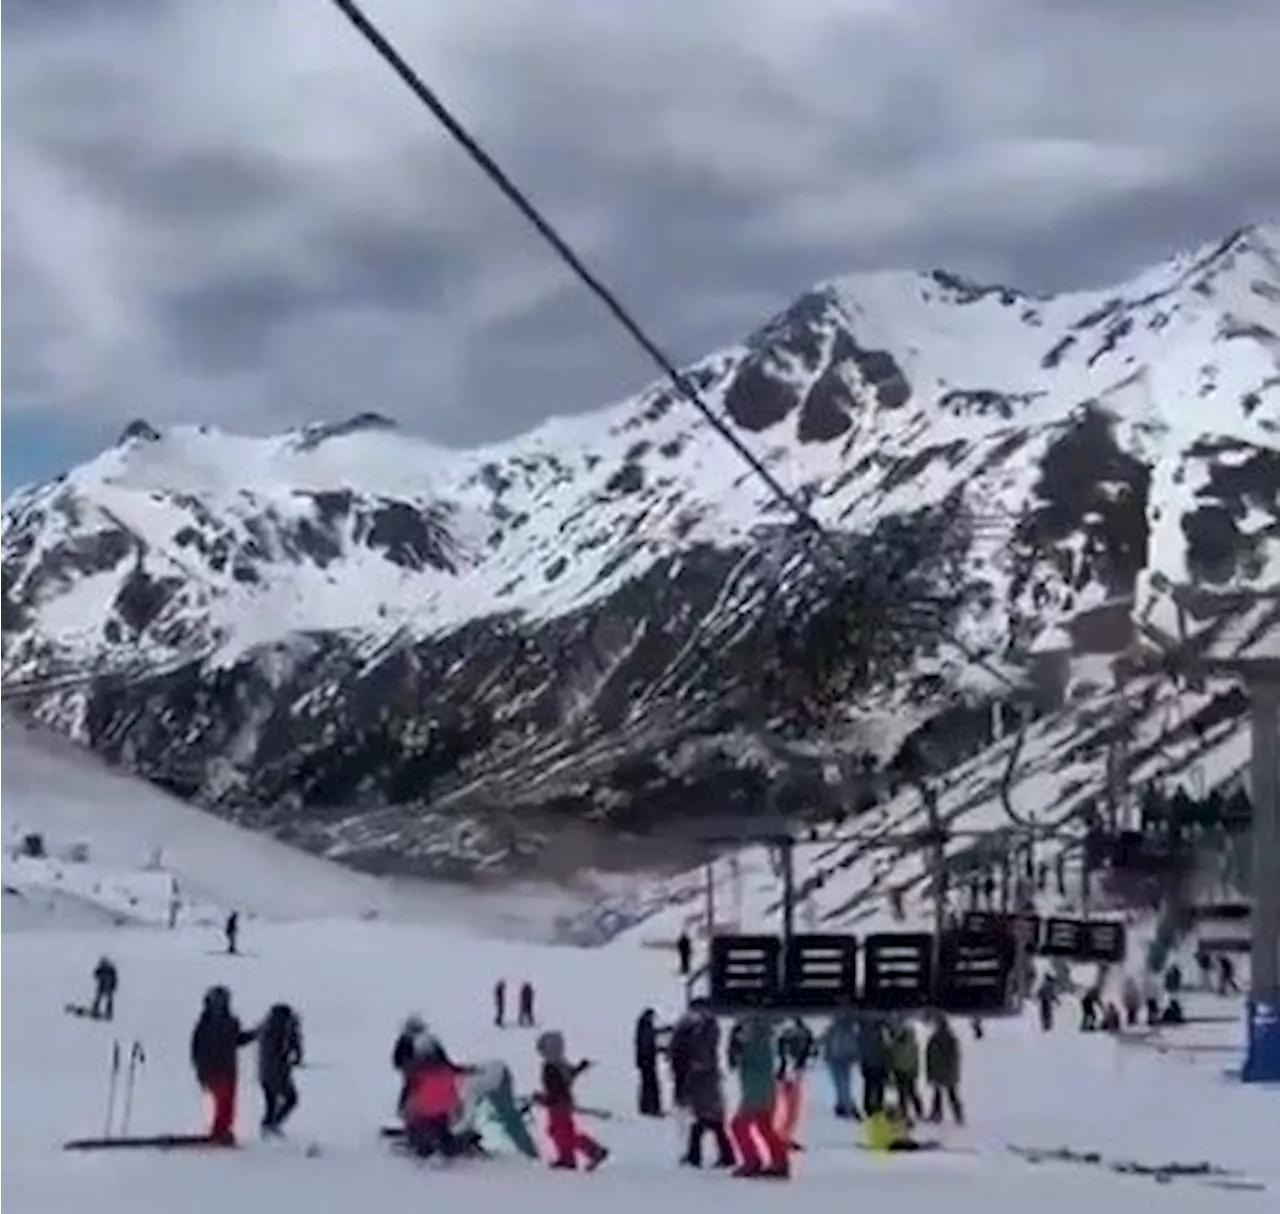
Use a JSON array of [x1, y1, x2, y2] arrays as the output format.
[[889, 1021, 923, 1123], [190, 986, 257, 1144], [669, 1001, 733, 1169], [494, 980, 506, 1029], [634, 1008, 662, 1117], [257, 1003, 303, 1136], [90, 957, 118, 1021], [728, 1015, 787, 1179], [924, 1015, 963, 1125], [821, 1013, 860, 1120], [517, 981, 536, 1028], [224, 911, 239, 956], [859, 1017, 891, 1116], [676, 932, 692, 977], [534, 1030, 608, 1171]]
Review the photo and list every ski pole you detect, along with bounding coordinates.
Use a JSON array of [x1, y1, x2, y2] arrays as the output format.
[[104, 1040, 121, 1138], [122, 1042, 145, 1136]]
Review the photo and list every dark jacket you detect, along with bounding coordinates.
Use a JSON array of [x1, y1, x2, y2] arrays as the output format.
[[190, 992, 255, 1084], [635, 1010, 659, 1070], [257, 1004, 303, 1086], [541, 1059, 588, 1110], [859, 1020, 891, 1074], [683, 1014, 724, 1120], [94, 959, 118, 993], [924, 1022, 960, 1087]]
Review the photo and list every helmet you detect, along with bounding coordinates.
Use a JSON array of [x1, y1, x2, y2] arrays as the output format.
[[204, 985, 231, 1011], [402, 1012, 426, 1035]]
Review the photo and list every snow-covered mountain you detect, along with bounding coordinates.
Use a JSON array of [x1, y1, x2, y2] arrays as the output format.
[[3, 224, 1277, 877]]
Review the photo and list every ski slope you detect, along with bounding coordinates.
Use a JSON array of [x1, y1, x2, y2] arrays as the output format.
[[3, 914, 1275, 1214], [0, 717, 598, 940]]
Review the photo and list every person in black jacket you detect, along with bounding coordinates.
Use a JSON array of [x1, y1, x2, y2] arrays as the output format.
[[91, 957, 118, 1021], [258, 1004, 304, 1136], [190, 986, 257, 1144], [634, 1009, 662, 1117]]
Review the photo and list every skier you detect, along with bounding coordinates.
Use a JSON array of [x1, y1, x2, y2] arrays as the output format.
[[1121, 973, 1142, 1027], [821, 1013, 860, 1119], [494, 980, 506, 1029], [1079, 984, 1101, 1032], [1165, 963, 1183, 997], [774, 1018, 813, 1147], [534, 1030, 608, 1171], [728, 1014, 788, 1179], [257, 1003, 303, 1137], [1142, 970, 1161, 1025], [1196, 950, 1212, 990], [634, 1008, 662, 1117], [859, 1017, 891, 1116], [90, 957, 118, 1021], [1037, 972, 1059, 1032], [190, 986, 257, 1144], [402, 1036, 469, 1159], [517, 981, 536, 1028], [924, 1015, 963, 1125], [1217, 955, 1239, 996], [669, 1001, 733, 1169], [676, 932, 692, 977], [224, 911, 240, 956], [889, 1021, 923, 1123], [392, 1013, 428, 1113]]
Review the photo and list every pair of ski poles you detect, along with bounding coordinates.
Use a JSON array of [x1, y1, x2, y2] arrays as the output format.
[[104, 1040, 146, 1138]]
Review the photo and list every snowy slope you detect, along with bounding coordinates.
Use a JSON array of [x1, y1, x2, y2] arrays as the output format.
[[4, 914, 1275, 1213], [0, 716, 599, 938], [2, 223, 1277, 869]]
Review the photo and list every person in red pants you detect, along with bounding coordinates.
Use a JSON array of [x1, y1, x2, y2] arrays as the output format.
[[729, 1015, 788, 1179], [535, 1030, 608, 1171], [190, 986, 257, 1144]]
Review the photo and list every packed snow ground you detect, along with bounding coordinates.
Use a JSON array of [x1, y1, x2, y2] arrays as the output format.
[[3, 916, 1275, 1214]]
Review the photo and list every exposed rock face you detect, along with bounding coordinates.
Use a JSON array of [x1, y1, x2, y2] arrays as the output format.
[[3, 225, 1278, 879]]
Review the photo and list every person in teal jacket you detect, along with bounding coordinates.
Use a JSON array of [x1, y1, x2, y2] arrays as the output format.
[[728, 1016, 788, 1179]]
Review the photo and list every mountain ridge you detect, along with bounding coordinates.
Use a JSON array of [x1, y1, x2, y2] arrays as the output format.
[[3, 222, 1277, 879]]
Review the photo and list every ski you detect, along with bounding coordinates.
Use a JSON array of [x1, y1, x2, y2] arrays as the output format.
[[1008, 1145, 1265, 1192], [64, 1134, 225, 1152]]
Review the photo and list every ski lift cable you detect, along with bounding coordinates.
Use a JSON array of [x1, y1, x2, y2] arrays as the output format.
[[323, 0, 1016, 694]]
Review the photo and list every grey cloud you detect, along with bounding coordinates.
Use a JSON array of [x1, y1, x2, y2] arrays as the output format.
[[3, 0, 1280, 462]]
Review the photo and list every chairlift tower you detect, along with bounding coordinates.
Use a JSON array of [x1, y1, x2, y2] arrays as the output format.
[[1134, 588, 1280, 1084]]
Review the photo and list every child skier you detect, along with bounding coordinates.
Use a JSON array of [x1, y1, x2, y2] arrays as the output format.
[[535, 1030, 608, 1171], [257, 1003, 303, 1137], [403, 1039, 469, 1160]]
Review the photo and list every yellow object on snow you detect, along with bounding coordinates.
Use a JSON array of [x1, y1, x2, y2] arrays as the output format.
[[863, 1110, 909, 1153]]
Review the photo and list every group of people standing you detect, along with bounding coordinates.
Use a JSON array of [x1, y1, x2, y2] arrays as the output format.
[[189, 986, 304, 1144], [632, 1002, 965, 1181]]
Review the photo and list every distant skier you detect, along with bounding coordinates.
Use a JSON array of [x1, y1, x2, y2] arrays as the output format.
[[821, 1013, 861, 1120], [494, 980, 507, 1029], [190, 986, 257, 1144], [224, 911, 240, 956], [676, 932, 693, 977], [634, 1008, 663, 1117], [90, 957, 118, 1021], [889, 1021, 923, 1123], [1142, 970, 1161, 1025], [1037, 972, 1059, 1032], [859, 1018, 891, 1117], [1121, 973, 1142, 1027], [1217, 955, 1239, 996], [924, 1015, 963, 1125], [257, 1003, 303, 1136], [517, 981, 536, 1028], [1079, 985, 1101, 1032]]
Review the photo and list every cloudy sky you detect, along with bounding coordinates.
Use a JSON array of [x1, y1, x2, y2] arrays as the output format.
[[4, 0, 1279, 490]]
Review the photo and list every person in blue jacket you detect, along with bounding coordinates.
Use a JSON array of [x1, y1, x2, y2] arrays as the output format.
[[822, 1013, 861, 1119]]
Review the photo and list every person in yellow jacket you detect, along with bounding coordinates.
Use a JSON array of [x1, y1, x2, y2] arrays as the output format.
[[863, 1107, 927, 1153]]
